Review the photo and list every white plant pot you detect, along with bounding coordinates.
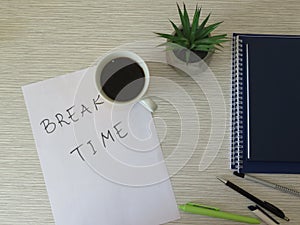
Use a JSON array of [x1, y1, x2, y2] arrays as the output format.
[[166, 49, 212, 75]]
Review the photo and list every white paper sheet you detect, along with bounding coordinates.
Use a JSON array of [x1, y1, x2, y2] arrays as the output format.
[[22, 67, 180, 225]]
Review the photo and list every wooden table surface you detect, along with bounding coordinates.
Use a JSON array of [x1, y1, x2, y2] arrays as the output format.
[[1, 0, 299, 224]]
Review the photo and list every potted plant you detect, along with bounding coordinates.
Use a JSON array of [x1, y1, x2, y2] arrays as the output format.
[[155, 3, 228, 65]]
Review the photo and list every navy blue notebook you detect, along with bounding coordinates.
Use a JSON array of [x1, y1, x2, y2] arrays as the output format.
[[231, 33, 300, 173]]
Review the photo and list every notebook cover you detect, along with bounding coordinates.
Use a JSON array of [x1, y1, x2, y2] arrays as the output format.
[[232, 33, 300, 173]]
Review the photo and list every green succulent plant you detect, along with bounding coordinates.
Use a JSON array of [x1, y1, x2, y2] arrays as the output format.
[[155, 3, 228, 63]]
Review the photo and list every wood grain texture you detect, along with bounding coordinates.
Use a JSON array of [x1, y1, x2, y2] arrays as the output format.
[[0, 0, 299, 224]]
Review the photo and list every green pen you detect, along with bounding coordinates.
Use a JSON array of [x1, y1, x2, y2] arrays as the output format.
[[179, 202, 261, 224]]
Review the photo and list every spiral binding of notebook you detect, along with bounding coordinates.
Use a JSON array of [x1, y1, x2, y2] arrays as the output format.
[[231, 35, 244, 171]]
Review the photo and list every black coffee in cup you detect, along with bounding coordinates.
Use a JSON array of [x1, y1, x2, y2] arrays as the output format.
[[100, 57, 145, 102]]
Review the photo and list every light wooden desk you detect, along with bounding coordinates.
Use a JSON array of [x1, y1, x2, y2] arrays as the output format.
[[1, 0, 299, 224]]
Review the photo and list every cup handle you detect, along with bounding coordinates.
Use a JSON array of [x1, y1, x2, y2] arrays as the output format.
[[139, 97, 157, 113]]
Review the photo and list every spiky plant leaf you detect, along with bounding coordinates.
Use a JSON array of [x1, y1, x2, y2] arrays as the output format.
[[195, 37, 228, 45], [185, 50, 190, 64], [196, 21, 223, 39], [177, 3, 189, 36], [190, 5, 201, 42], [154, 32, 187, 42], [193, 45, 215, 52], [183, 3, 190, 35], [198, 13, 211, 31], [158, 42, 186, 51], [169, 20, 183, 38]]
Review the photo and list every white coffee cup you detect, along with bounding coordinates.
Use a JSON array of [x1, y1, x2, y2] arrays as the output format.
[[94, 50, 157, 112]]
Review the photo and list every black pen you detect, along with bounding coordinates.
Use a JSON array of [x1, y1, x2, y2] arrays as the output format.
[[217, 177, 289, 221]]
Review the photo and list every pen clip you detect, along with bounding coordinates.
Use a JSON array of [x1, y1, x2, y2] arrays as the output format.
[[255, 205, 280, 224], [186, 202, 220, 211]]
